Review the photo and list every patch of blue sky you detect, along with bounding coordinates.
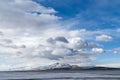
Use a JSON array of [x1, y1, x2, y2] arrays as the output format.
[[33, 0, 120, 30]]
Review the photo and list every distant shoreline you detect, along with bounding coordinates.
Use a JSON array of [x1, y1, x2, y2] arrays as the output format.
[[1, 67, 120, 72]]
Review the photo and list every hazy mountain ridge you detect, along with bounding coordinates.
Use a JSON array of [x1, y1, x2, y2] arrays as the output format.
[[45, 63, 120, 70], [9, 62, 120, 71]]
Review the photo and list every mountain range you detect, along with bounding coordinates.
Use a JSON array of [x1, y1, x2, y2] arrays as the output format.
[[10, 62, 120, 71]]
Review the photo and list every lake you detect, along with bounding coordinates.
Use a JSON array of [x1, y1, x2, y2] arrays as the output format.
[[0, 70, 120, 80]]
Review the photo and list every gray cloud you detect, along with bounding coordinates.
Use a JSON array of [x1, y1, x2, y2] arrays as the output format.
[[1, 39, 13, 44], [47, 36, 68, 44], [55, 36, 68, 43], [0, 31, 3, 36], [47, 37, 56, 44]]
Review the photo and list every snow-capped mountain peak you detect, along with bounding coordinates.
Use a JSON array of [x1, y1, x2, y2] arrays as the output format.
[[48, 62, 72, 69]]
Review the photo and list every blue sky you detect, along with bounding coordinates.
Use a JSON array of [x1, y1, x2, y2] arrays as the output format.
[[35, 0, 120, 30], [0, 0, 120, 70], [33, 0, 120, 66]]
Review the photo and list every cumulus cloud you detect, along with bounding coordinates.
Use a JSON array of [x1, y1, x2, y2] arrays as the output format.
[[0, 0, 61, 69], [96, 34, 113, 41], [28, 36, 103, 62], [68, 37, 88, 49], [0, 0, 118, 70], [0, 0, 60, 35], [0, 29, 107, 70], [92, 48, 104, 53]]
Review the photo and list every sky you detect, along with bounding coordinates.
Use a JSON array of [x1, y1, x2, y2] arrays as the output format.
[[0, 0, 120, 70]]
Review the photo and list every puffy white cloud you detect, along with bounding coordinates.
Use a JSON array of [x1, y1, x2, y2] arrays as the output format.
[[68, 37, 101, 49], [96, 34, 113, 41], [68, 37, 87, 49], [92, 48, 104, 53]]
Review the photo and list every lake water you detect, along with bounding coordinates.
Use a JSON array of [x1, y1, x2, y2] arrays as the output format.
[[0, 70, 120, 80]]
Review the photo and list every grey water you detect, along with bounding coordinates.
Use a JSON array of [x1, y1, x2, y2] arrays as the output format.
[[0, 70, 120, 80]]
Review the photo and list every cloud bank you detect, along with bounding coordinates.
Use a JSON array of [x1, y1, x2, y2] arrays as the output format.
[[0, 0, 119, 70]]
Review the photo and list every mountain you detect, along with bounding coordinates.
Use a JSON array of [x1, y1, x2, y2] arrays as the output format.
[[9, 62, 120, 71], [46, 62, 72, 70], [31, 62, 120, 71]]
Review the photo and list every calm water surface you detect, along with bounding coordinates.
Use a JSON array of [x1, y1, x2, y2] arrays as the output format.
[[0, 70, 120, 80]]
